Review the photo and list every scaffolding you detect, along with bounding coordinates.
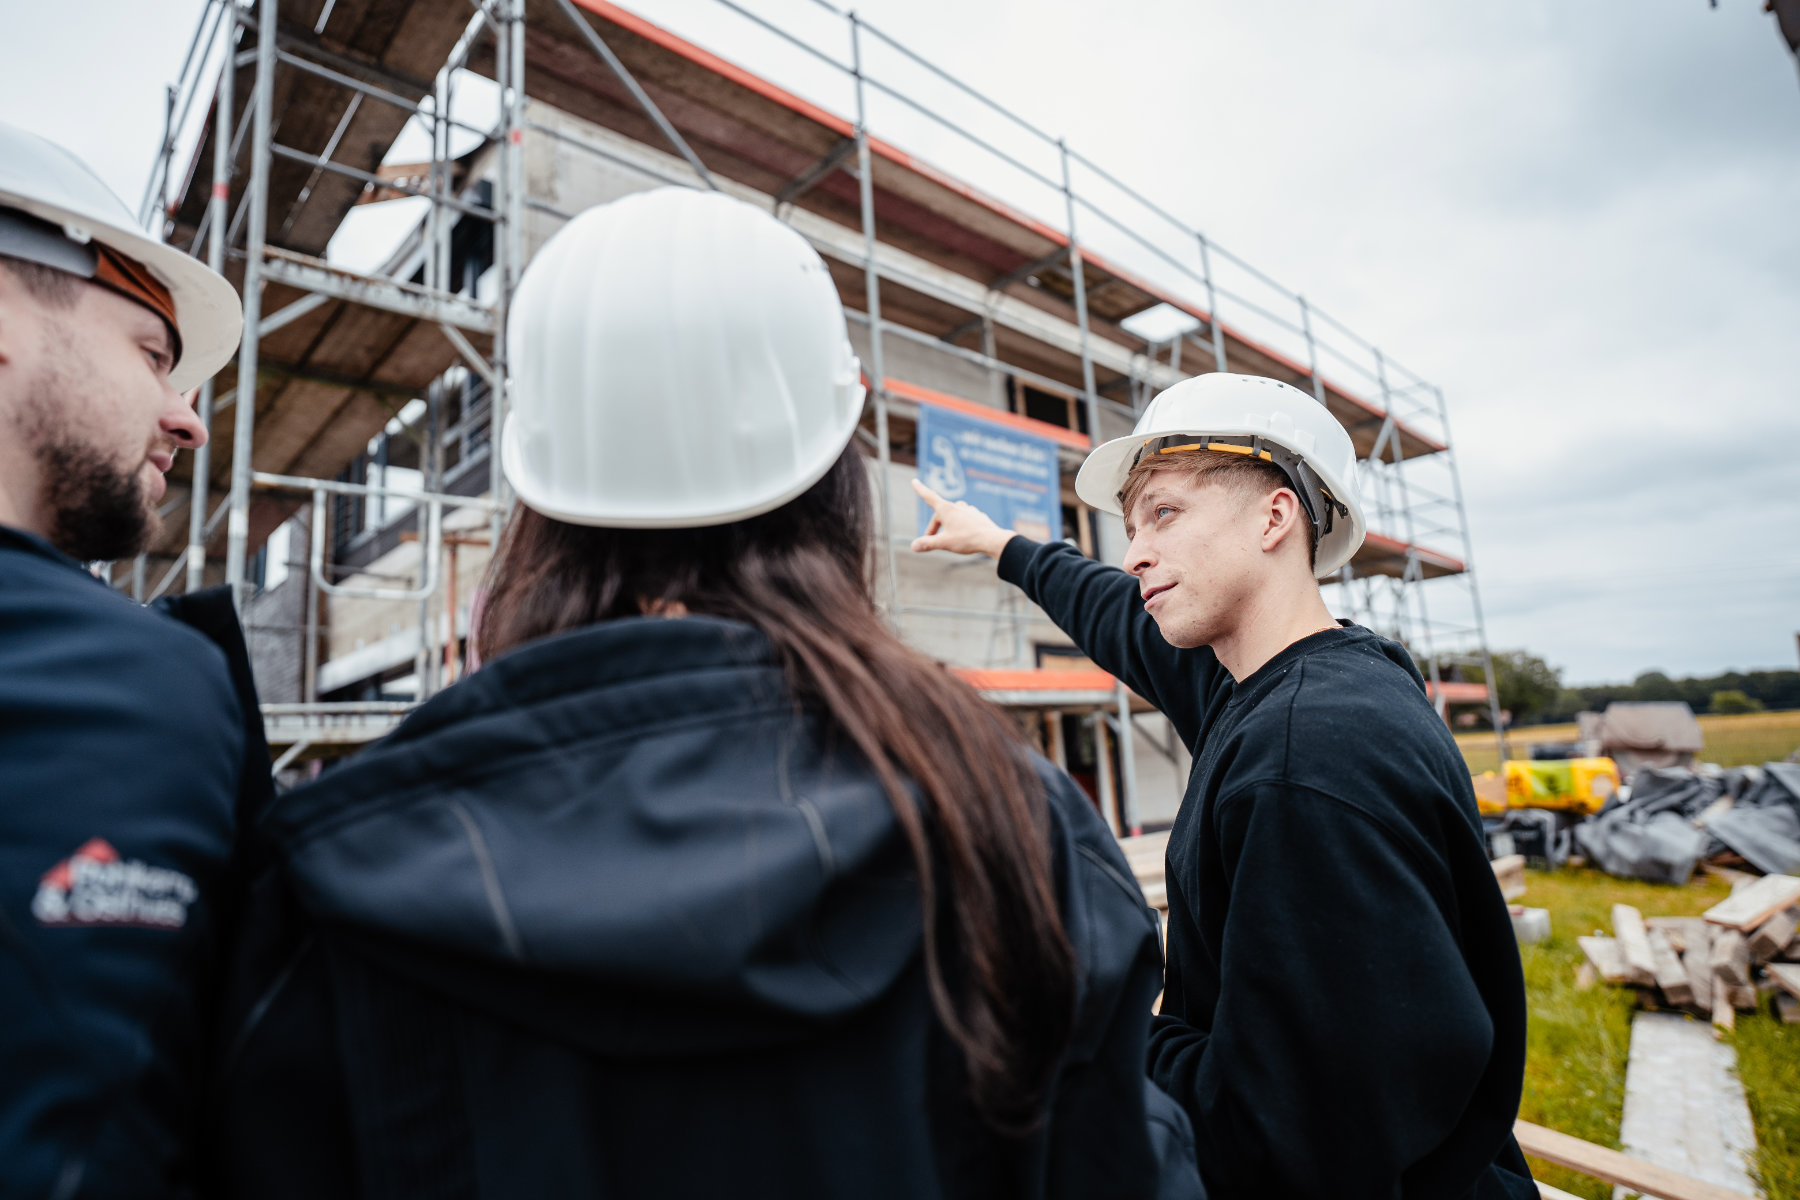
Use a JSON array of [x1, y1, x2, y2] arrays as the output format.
[[132, 0, 1510, 823]]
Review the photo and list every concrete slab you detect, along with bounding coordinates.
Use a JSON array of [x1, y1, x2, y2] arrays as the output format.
[[1614, 1012, 1760, 1199]]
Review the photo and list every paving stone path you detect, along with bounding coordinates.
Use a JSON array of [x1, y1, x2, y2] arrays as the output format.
[[1614, 1011, 1760, 1199]]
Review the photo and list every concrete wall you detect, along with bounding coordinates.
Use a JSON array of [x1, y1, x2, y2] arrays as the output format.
[[847, 323, 1007, 412], [244, 511, 309, 703]]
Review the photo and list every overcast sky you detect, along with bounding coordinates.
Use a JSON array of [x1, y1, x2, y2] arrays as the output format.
[[5, 0, 1796, 684]]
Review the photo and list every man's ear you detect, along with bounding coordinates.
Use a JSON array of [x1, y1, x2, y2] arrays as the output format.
[[1259, 487, 1306, 556]]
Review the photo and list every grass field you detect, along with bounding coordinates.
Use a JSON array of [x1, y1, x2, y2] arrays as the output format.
[[1516, 867, 1800, 1199], [1456, 709, 1800, 775]]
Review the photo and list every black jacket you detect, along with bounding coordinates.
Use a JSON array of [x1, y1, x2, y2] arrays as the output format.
[[208, 615, 1202, 1199], [0, 527, 267, 1199], [998, 538, 1534, 1200]]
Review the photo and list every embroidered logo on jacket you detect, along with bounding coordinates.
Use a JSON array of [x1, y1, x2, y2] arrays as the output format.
[[31, 838, 197, 930]]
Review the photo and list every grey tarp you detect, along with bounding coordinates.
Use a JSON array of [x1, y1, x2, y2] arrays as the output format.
[[1573, 762, 1800, 883], [1590, 702, 1705, 775], [1574, 808, 1708, 884], [1574, 766, 1719, 883], [1703, 762, 1800, 876], [1598, 703, 1705, 752]]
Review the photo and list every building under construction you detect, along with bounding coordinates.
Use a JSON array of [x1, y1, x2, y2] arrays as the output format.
[[132, 0, 1504, 832]]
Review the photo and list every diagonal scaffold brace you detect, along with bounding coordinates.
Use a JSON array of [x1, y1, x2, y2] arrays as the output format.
[[550, 0, 720, 192]]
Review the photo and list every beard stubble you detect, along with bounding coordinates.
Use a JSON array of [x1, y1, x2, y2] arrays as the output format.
[[16, 325, 157, 563]]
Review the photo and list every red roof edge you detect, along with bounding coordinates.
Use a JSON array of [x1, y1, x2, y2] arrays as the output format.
[[1426, 681, 1490, 704], [880, 376, 1091, 450], [954, 667, 1117, 692], [1360, 531, 1466, 574]]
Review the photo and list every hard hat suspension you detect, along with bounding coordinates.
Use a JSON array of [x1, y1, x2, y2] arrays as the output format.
[[1127, 433, 1350, 536], [0, 205, 182, 357], [0, 205, 98, 277]]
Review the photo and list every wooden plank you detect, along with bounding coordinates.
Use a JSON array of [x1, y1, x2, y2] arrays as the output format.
[[1578, 936, 1630, 985], [1647, 915, 1710, 957], [1710, 930, 1751, 989], [1747, 905, 1800, 961], [1535, 1183, 1585, 1200], [1713, 990, 1735, 1032], [1702, 873, 1800, 932], [1492, 853, 1527, 902], [1646, 928, 1694, 1007], [1776, 992, 1800, 1024], [1513, 1120, 1757, 1200], [1724, 983, 1758, 1012], [1692, 970, 1714, 1016], [1612, 904, 1658, 987], [1767, 962, 1800, 1002], [1646, 915, 1685, 948], [1685, 921, 1715, 1015]]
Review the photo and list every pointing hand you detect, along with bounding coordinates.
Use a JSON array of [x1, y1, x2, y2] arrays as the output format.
[[909, 479, 1016, 559]]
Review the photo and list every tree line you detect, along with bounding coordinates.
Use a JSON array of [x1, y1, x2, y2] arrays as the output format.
[[1462, 652, 1800, 728]]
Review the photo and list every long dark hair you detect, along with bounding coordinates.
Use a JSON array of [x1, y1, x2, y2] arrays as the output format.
[[477, 444, 1076, 1129]]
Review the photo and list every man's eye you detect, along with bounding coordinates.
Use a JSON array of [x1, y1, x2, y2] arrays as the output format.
[[1156, 506, 1175, 521]]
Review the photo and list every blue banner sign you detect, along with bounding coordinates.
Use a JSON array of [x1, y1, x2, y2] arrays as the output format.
[[915, 402, 1062, 543]]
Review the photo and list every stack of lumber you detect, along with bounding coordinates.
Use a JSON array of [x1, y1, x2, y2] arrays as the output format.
[[1576, 873, 1800, 1030]]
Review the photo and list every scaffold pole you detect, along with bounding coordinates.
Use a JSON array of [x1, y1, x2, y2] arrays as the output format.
[[224, 0, 278, 606], [851, 12, 901, 618]]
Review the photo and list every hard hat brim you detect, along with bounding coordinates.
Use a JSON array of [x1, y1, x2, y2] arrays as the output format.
[[500, 381, 869, 529], [1, 192, 242, 393], [1072, 433, 1143, 517]]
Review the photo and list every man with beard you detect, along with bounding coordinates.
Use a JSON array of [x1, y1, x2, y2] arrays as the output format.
[[0, 122, 259, 1196]]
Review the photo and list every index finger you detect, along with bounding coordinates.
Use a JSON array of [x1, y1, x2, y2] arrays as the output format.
[[910, 478, 949, 512]]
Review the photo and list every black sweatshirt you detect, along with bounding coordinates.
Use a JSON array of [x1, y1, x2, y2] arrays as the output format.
[[998, 537, 1535, 1200]]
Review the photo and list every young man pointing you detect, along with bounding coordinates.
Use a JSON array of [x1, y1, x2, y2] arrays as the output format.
[[913, 373, 1533, 1200]]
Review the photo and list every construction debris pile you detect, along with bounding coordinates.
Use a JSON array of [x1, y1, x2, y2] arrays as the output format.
[[1577, 873, 1800, 1030], [1576, 761, 1800, 885], [1479, 702, 1800, 885]]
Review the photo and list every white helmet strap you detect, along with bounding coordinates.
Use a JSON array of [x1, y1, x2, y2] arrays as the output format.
[[1130, 433, 1350, 536]]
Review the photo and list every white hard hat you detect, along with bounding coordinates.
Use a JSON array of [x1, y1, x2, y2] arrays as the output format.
[[1075, 372, 1367, 577], [503, 188, 866, 528], [0, 122, 242, 393]]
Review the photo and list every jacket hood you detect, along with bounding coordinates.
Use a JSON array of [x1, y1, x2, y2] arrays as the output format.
[[268, 617, 923, 1055]]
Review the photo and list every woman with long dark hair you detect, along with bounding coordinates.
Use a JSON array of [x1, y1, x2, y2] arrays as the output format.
[[207, 189, 1197, 1199]]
